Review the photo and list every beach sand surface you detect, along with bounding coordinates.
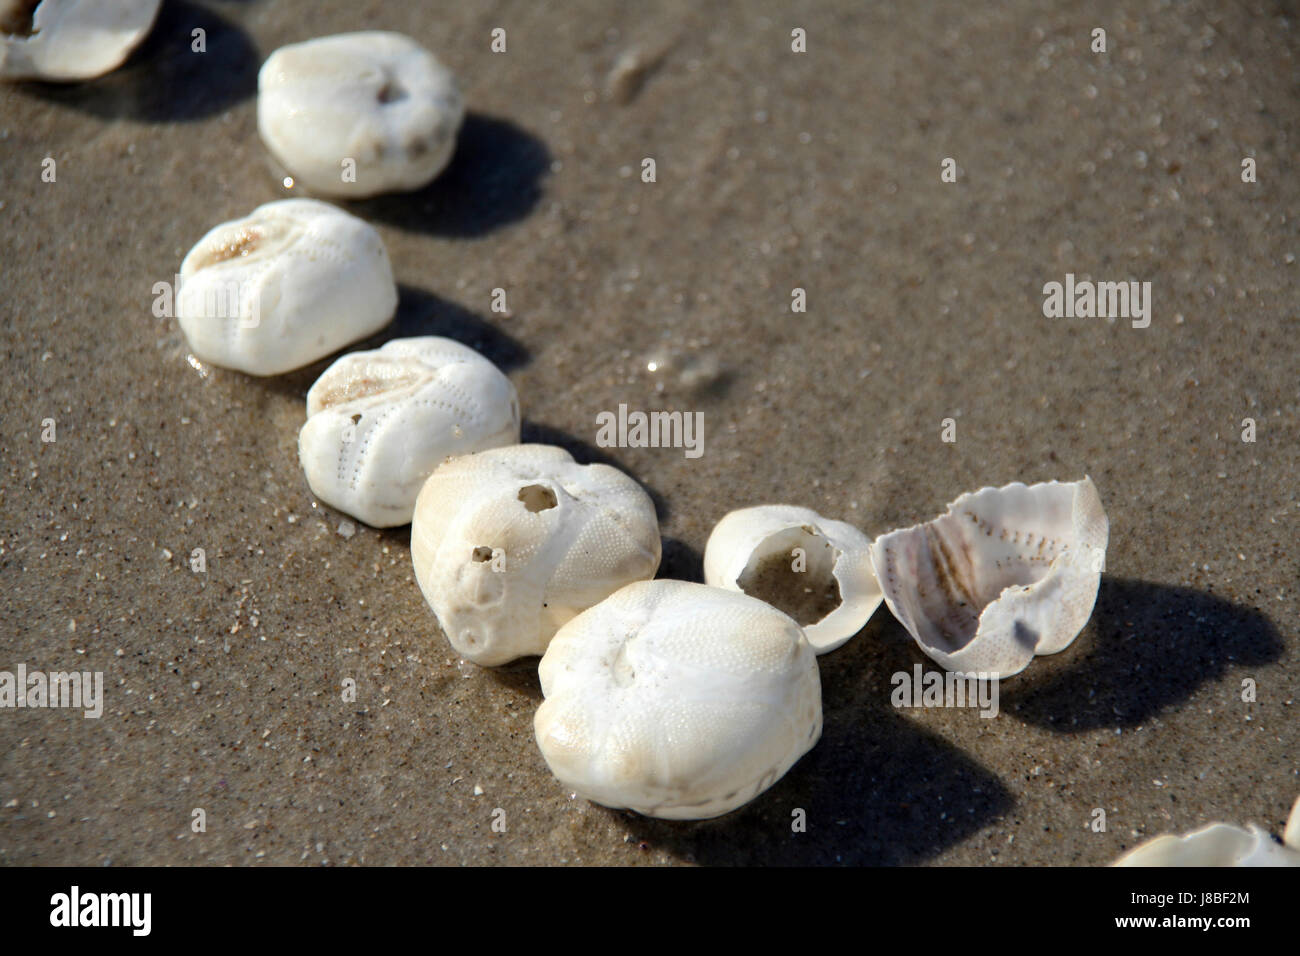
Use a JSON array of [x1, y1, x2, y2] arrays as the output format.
[[1, 0, 1296, 865]]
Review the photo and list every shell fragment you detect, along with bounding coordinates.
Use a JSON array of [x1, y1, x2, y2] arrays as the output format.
[[1113, 796, 1300, 866], [869, 477, 1109, 677], [703, 504, 882, 653], [0, 0, 160, 81]]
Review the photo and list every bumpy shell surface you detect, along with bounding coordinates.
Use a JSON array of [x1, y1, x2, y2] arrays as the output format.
[[410, 445, 662, 666], [0, 0, 160, 81], [258, 31, 463, 198], [1114, 796, 1300, 866], [869, 477, 1108, 677], [703, 504, 882, 654], [176, 199, 396, 376], [298, 337, 519, 528], [534, 580, 823, 820]]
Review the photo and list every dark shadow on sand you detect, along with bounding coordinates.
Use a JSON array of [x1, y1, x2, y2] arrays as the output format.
[[658, 536, 703, 583], [1003, 577, 1284, 730], [485, 657, 544, 699], [478, 576, 1280, 865], [608, 617, 1014, 865], [348, 113, 550, 238], [15, 1, 259, 123], [381, 284, 531, 371]]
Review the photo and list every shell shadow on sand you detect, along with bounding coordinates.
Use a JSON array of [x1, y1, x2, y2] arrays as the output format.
[[588, 576, 1283, 863], [607, 614, 1015, 866], [347, 113, 551, 238], [1001, 576, 1284, 730]]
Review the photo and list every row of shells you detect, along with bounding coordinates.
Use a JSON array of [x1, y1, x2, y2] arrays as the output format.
[[176, 192, 1117, 818], [173, 191, 1118, 819], [7, 5, 1292, 863]]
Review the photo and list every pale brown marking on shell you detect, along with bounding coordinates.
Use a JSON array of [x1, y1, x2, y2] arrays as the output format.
[[192, 227, 264, 271], [923, 524, 982, 646], [925, 525, 979, 612], [313, 367, 426, 410]]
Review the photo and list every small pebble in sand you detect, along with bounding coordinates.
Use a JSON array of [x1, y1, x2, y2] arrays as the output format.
[[175, 199, 396, 376], [300, 337, 520, 528], [0, 0, 160, 81], [258, 31, 464, 198]]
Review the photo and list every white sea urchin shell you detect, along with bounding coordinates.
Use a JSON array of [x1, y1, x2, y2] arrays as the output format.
[[703, 505, 882, 654], [176, 199, 396, 376], [869, 477, 1108, 677], [534, 580, 822, 820], [258, 31, 464, 198], [0, 0, 160, 82], [298, 337, 520, 528], [410, 445, 662, 666], [1113, 796, 1300, 866]]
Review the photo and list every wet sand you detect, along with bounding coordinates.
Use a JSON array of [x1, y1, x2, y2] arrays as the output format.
[[1, 0, 1297, 865]]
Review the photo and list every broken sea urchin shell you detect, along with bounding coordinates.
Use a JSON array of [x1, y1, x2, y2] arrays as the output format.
[[869, 477, 1108, 677], [298, 337, 520, 528], [1113, 796, 1300, 866], [0, 0, 160, 82], [703, 504, 882, 654], [410, 444, 662, 666], [534, 580, 822, 820]]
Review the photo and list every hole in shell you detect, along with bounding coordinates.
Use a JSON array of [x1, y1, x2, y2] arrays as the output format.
[[736, 527, 841, 628], [377, 80, 408, 104], [471, 546, 493, 563], [350, 413, 362, 425], [517, 484, 557, 513]]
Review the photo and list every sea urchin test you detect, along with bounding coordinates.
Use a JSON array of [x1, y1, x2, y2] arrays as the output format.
[[704, 504, 882, 654], [258, 31, 464, 198], [175, 199, 396, 376], [0, 0, 160, 81], [411, 445, 661, 666], [534, 580, 822, 820], [869, 477, 1109, 677], [299, 337, 520, 528]]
